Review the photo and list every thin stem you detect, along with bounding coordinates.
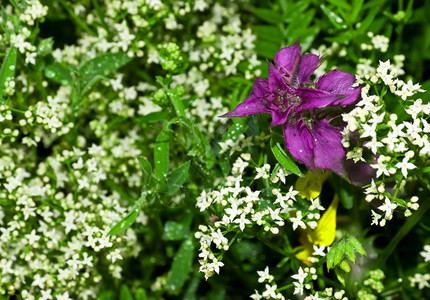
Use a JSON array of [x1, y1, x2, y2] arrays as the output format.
[[376, 197, 430, 266], [277, 283, 294, 292], [59, 0, 97, 36]]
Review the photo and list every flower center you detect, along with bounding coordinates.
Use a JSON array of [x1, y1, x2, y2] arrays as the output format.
[[271, 89, 301, 112]]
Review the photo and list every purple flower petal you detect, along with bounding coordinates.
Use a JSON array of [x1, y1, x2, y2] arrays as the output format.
[[283, 118, 316, 170], [316, 70, 360, 106], [274, 42, 301, 78], [283, 118, 345, 175], [294, 88, 340, 111], [220, 78, 270, 117], [296, 54, 320, 86], [270, 107, 293, 127], [268, 64, 287, 91], [344, 159, 376, 186], [311, 119, 345, 175], [220, 95, 270, 117]]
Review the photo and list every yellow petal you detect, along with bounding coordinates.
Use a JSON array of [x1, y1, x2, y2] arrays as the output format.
[[293, 243, 314, 266], [295, 169, 331, 200], [307, 194, 339, 246]]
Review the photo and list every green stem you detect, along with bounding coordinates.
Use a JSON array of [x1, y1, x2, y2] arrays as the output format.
[[376, 197, 430, 266], [59, 0, 97, 36], [91, 0, 110, 33], [277, 283, 294, 292]]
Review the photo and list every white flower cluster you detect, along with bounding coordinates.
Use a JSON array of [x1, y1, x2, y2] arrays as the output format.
[[409, 244, 430, 290], [195, 153, 329, 279], [194, 225, 227, 280], [342, 59, 429, 224], [360, 32, 389, 53], [250, 267, 284, 300]]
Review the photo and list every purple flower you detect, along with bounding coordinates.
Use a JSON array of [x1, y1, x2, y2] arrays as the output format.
[[221, 42, 360, 176]]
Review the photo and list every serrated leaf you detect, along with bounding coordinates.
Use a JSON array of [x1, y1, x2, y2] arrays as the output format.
[[253, 8, 283, 24], [108, 192, 146, 236], [348, 236, 367, 256], [119, 284, 134, 300], [78, 52, 131, 95], [137, 156, 152, 186], [0, 46, 17, 101], [168, 239, 195, 294], [253, 25, 284, 43], [339, 259, 351, 272], [166, 161, 190, 196], [335, 268, 346, 286], [270, 138, 303, 177], [327, 245, 336, 270], [344, 242, 356, 264], [334, 239, 346, 266]]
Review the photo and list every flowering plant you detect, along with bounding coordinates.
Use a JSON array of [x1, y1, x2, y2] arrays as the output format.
[[223, 42, 360, 177]]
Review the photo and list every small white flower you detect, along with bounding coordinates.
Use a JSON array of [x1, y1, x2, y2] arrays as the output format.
[[291, 267, 308, 284], [395, 156, 416, 178], [420, 245, 430, 262], [378, 197, 397, 220], [290, 211, 306, 231], [257, 266, 273, 283]]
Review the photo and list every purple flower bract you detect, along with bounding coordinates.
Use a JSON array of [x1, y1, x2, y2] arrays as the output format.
[[221, 42, 361, 176]]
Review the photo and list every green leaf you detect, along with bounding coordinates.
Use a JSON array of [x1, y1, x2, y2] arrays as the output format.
[[119, 285, 134, 300], [334, 239, 346, 266], [270, 138, 303, 177], [37, 38, 54, 56], [253, 8, 284, 24], [163, 220, 190, 241], [284, 1, 310, 23], [0, 46, 17, 101], [255, 40, 279, 58], [325, 0, 351, 11], [139, 111, 167, 123], [350, 0, 364, 23], [327, 245, 336, 270], [339, 259, 351, 272], [166, 161, 190, 196], [222, 122, 247, 143], [357, 8, 379, 34], [320, 4, 347, 30], [344, 242, 356, 264], [137, 156, 152, 186], [299, 26, 320, 52], [154, 124, 170, 188], [78, 52, 131, 95], [168, 239, 195, 294], [108, 192, 147, 236], [44, 61, 72, 85], [335, 268, 346, 286], [348, 236, 367, 256], [253, 25, 284, 43]]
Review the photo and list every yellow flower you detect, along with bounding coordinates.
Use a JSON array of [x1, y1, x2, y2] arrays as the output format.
[[295, 169, 331, 200], [294, 195, 340, 266]]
